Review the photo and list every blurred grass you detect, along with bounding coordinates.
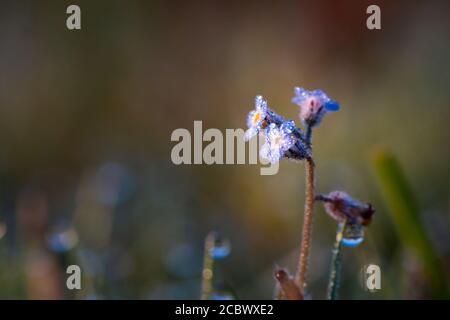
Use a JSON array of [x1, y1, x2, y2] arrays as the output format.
[[371, 147, 449, 298]]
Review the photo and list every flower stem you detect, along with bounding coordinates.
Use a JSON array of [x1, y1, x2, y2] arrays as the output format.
[[295, 156, 315, 296], [201, 232, 215, 300], [305, 125, 312, 146], [327, 221, 346, 300]]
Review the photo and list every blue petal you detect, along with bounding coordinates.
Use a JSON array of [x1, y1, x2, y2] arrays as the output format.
[[324, 100, 340, 112]]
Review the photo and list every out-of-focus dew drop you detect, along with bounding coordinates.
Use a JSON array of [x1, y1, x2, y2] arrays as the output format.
[[0, 221, 7, 240], [211, 291, 234, 300], [46, 227, 79, 253], [341, 223, 364, 248], [209, 236, 231, 260]]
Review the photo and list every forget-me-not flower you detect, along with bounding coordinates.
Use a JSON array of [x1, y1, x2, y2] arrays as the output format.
[[244, 95, 270, 141], [260, 121, 298, 164], [292, 87, 340, 127]]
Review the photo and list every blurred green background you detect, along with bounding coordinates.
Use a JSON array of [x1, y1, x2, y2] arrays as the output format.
[[0, 0, 449, 299]]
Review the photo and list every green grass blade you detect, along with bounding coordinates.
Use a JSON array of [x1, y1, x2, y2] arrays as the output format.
[[371, 147, 448, 298]]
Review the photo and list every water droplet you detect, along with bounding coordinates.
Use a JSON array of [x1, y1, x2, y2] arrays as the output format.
[[341, 237, 364, 247], [47, 228, 78, 253], [281, 120, 296, 133], [209, 235, 231, 260], [211, 292, 234, 300], [341, 223, 364, 248], [210, 245, 230, 259]]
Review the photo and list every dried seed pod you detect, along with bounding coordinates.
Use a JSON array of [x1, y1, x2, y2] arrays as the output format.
[[316, 191, 375, 226], [274, 268, 303, 300]]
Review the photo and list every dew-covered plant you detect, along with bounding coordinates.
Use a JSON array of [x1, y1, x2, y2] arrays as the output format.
[[316, 191, 375, 299], [201, 231, 234, 300], [242, 87, 375, 299]]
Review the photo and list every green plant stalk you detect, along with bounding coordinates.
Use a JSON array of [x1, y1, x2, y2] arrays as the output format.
[[327, 221, 346, 300], [295, 157, 315, 296], [371, 147, 449, 297], [201, 232, 215, 300]]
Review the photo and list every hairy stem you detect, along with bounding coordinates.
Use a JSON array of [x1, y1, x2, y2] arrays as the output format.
[[327, 221, 346, 300], [201, 232, 215, 300], [295, 157, 315, 295]]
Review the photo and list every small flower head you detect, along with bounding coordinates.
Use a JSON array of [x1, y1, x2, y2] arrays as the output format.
[[316, 191, 375, 226], [292, 87, 340, 127], [260, 121, 298, 164], [244, 95, 269, 141]]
